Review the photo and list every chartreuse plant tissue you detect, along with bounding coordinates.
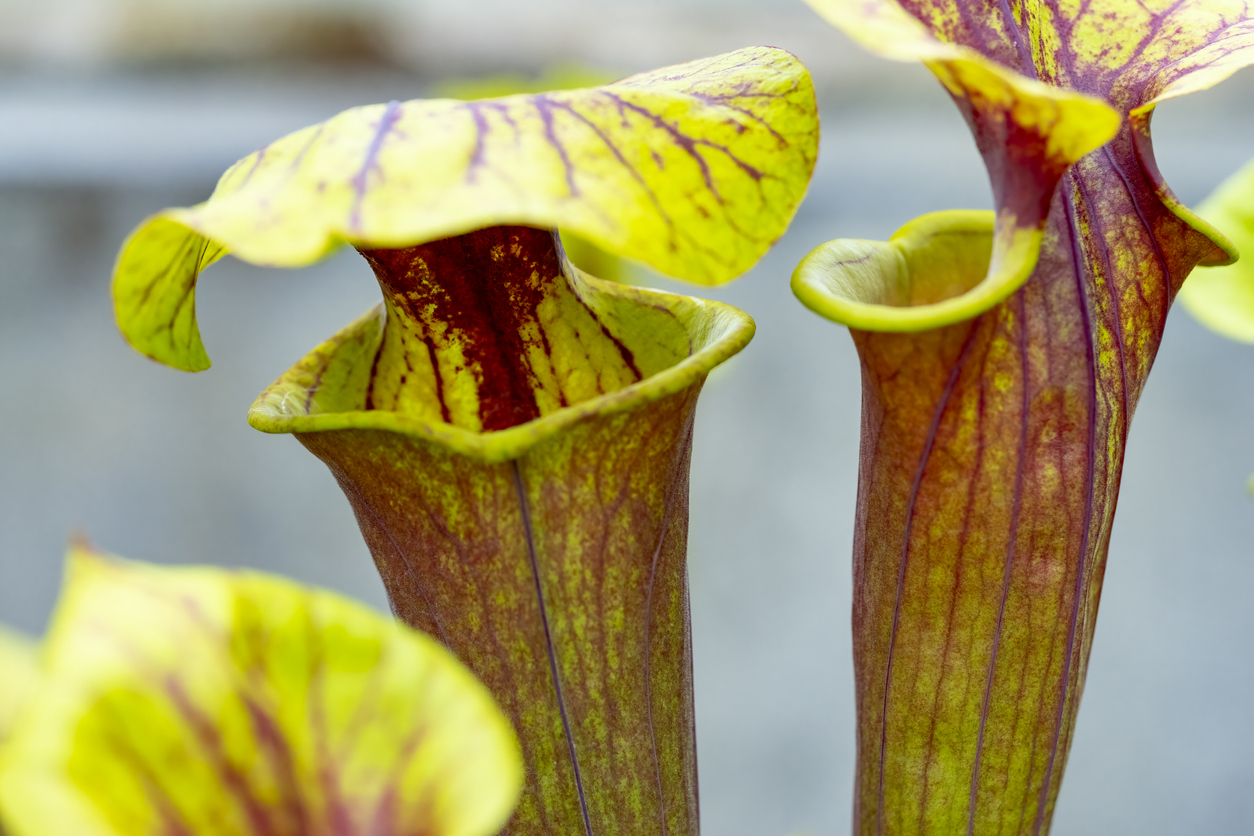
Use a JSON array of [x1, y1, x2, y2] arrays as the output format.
[[1178, 157, 1254, 487], [0, 543, 523, 836], [793, 0, 1254, 834], [0, 628, 36, 748], [111, 47, 819, 836], [1179, 157, 1254, 344]]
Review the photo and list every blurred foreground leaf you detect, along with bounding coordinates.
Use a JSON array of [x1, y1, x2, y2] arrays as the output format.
[[1179, 157, 1254, 343], [0, 628, 36, 747], [0, 543, 523, 836]]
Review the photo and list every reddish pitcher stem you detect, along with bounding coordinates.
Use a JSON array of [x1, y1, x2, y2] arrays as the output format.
[[290, 226, 709, 835], [848, 125, 1228, 835]]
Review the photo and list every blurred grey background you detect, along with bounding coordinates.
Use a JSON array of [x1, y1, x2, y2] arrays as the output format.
[[1, 1, 1252, 833]]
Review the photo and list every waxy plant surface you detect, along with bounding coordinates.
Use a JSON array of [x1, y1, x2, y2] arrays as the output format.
[[106, 46, 816, 836], [0, 41, 1252, 836], [0, 546, 523, 836], [797, 1, 1254, 833]]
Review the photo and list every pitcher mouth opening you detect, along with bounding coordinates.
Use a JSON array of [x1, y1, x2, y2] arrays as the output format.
[[791, 210, 1039, 333], [247, 225, 754, 463]]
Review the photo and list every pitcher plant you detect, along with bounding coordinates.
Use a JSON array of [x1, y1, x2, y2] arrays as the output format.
[[112, 47, 819, 836], [793, 1, 1254, 833]]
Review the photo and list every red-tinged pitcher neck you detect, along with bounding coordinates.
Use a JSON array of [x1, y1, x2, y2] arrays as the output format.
[[356, 225, 649, 435], [358, 226, 561, 431]]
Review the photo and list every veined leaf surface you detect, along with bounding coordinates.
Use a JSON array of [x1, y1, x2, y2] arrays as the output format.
[[246, 229, 755, 834], [434, 66, 640, 284], [0, 544, 523, 836], [796, 2, 1254, 834], [107, 46, 791, 836], [113, 46, 817, 371]]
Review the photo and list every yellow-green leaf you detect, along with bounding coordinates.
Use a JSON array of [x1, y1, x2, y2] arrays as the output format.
[[112, 216, 227, 372], [434, 65, 644, 285], [1179, 157, 1254, 343], [0, 627, 37, 746], [0, 544, 523, 836], [0, 629, 37, 836], [794, 210, 1018, 331], [114, 46, 817, 371], [801, 0, 1121, 330]]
